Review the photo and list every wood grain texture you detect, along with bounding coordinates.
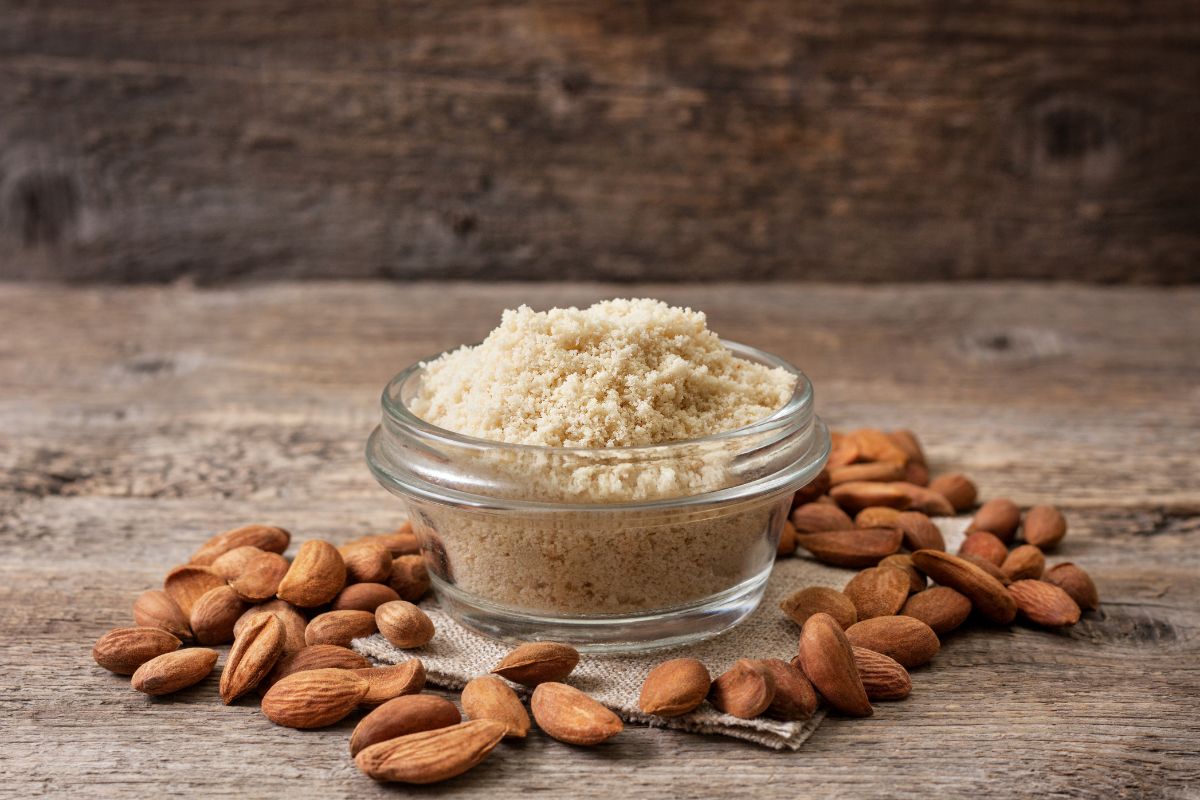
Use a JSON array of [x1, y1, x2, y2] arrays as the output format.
[[0, 282, 1198, 798], [1, 2, 1198, 284]]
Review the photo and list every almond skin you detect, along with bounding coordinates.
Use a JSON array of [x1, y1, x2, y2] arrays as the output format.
[[887, 429, 926, 467], [131, 648, 219, 695], [354, 660, 427, 705], [758, 658, 817, 721], [796, 612, 872, 717], [795, 528, 903, 568], [894, 511, 945, 552], [461, 675, 532, 737], [1002, 544, 1046, 581], [220, 611, 285, 703], [339, 542, 394, 585], [780, 586, 858, 630], [1023, 505, 1068, 550], [1008, 580, 1081, 627], [92, 627, 182, 675], [388, 554, 431, 602], [355, 719, 507, 784], [958, 531, 1008, 566], [708, 659, 775, 719], [776, 520, 798, 557], [263, 643, 371, 690], [962, 553, 1013, 586], [901, 586, 972, 635], [638, 658, 711, 717], [346, 526, 421, 557], [229, 551, 290, 603], [843, 566, 912, 620], [855, 506, 902, 528], [845, 616, 940, 668], [829, 461, 905, 486], [333, 582, 402, 613], [190, 585, 249, 645], [210, 545, 266, 581], [1043, 563, 1100, 610], [261, 668, 370, 729], [880, 554, 926, 593], [276, 539, 346, 607], [792, 467, 832, 505], [849, 428, 909, 465], [531, 682, 623, 744], [132, 589, 192, 640], [830, 482, 912, 514], [376, 600, 435, 649], [911, 549, 1018, 624], [851, 646, 912, 701], [928, 473, 977, 512], [886, 482, 955, 516], [791, 503, 854, 533], [491, 642, 579, 686], [969, 498, 1021, 543], [190, 524, 291, 566], [351, 694, 463, 756], [162, 565, 226, 617], [235, 599, 307, 656], [304, 610, 378, 648]]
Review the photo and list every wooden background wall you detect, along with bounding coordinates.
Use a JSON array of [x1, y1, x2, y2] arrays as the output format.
[[1, 1, 1198, 284]]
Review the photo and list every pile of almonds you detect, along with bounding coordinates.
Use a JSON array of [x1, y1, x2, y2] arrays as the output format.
[[92, 426, 1101, 784]]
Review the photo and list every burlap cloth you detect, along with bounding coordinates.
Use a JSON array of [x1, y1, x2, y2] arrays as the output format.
[[354, 518, 968, 750]]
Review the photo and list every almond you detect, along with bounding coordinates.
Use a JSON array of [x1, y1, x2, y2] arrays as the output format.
[[912, 549, 1018, 624], [791, 503, 854, 533], [928, 473, 977, 512], [376, 600, 435, 649], [887, 429, 926, 467], [792, 467, 832, 505], [968, 498, 1021, 543], [894, 511, 946, 552], [276, 539, 346, 607], [707, 659, 775, 719], [220, 611, 285, 703], [851, 646, 911, 701], [887, 482, 955, 516], [638, 658, 711, 717], [901, 586, 972, 635], [843, 566, 911, 620], [132, 589, 192, 640], [350, 524, 421, 556], [1001, 544, 1046, 581], [261, 668, 369, 728], [904, 461, 930, 487], [880, 553, 926, 593], [388, 554, 431, 602], [263, 643, 370, 690], [229, 551, 290, 602], [189, 524, 291, 566], [845, 615, 940, 668], [131, 648, 219, 695], [209, 545, 266, 581], [780, 586, 858, 630], [829, 462, 905, 486], [758, 658, 817, 721], [190, 585, 249, 645], [826, 434, 860, 469], [855, 506, 901, 528], [92, 627, 181, 675], [829, 482, 911, 513], [1007, 580, 1081, 627], [354, 719, 507, 784], [354, 660, 427, 705], [162, 565, 225, 617], [1022, 505, 1068, 550], [351, 694, 462, 756], [849, 428, 909, 465], [462, 675, 532, 736], [305, 610, 378, 648], [332, 582, 402, 613], [795, 528, 903, 568], [339, 542, 394, 585], [796, 612, 872, 717], [531, 682, 623, 744], [776, 520, 798, 557], [961, 553, 1013, 585], [235, 599, 307, 655], [1043, 563, 1100, 610], [958, 531, 1008, 566], [491, 642, 579, 686]]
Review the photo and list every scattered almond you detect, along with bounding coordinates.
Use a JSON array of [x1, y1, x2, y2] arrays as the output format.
[[849, 428, 909, 466], [928, 473, 977, 512], [779, 586, 858, 630], [190, 585, 249, 645], [388, 554, 431, 602], [911, 550, 1017, 624], [845, 616, 940, 668], [261, 668, 370, 728], [531, 682, 623, 744], [264, 644, 370, 690], [304, 610, 378, 648], [235, 599, 307, 656], [345, 524, 421, 557], [796, 612, 872, 717], [229, 551, 290, 602], [958, 531, 1008, 566], [376, 600, 435, 649], [209, 545, 266, 581], [830, 482, 912, 513], [354, 660, 427, 705], [880, 553, 926, 593], [220, 611, 285, 703], [794, 528, 903, 568], [851, 646, 911, 701], [132, 589, 192, 640], [886, 430, 926, 467], [131, 648, 219, 696], [491, 642, 579, 687], [894, 511, 945, 552], [1001, 544, 1046, 581], [340, 542, 394, 585], [162, 565, 225, 617], [354, 719, 507, 783], [961, 553, 1013, 585], [887, 482, 955, 517], [1043, 563, 1100, 611], [1022, 505, 1068, 550], [92, 627, 182, 675], [791, 502, 855, 533], [830, 461, 905, 486], [708, 659, 775, 719], [843, 566, 911, 620], [855, 506, 902, 528], [792, 467, 832, 505], [776, 520, 798, 557], [351, 694, 463, 756], [276, 540, 346, 607], [758, 658, 817, 721], [1007, 580, 1081, 627], [901, 586, 972, 635], [638, 658, 711, 717], [333, 582, 402, 613], [968, 498, 1021, 543], [189, 524, 290, 566], [461, 675, 532, 737]]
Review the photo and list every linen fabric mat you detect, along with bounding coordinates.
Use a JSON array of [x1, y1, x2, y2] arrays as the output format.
[[354, 518, 968, 750]]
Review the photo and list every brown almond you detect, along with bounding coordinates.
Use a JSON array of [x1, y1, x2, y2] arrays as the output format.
[[795, 528, 903, 568], [276, 539, 346, 607], [904, 461, 930, 487], [388, 554, 431, 602], [304, 610, 378, 648], [261, 668, 370, 729], [776, 520, 798, 557], [855, 506, 901, 528], [887, 430, 926, 467], [792, 502, 855, 533], [849, 428, 909, 465], [162, 565, 225, 617], [1002, 544, 1046, 581], [220, 611, 285, 703], [850, 646, 911, 701], [235, 599, 307, 655], [531, 682, 623, 744], [911, 550, 1017, 624], [880, 554, 926, 593], [796, 612, 872, 717], [1023, 505, 1068, 550], [491, 642, 579, 687], [1043, 563, 1100, 610], [349, 524, 421, 556], [928, 473, 977, 512], [355, 660, 427, 705], [901, 586, 972, 635], [962, 553, 1013, 585], [887, 482, 955, 517], [210, 545, 266, 581], [958, 531, 1008, 566], [792, 467, 832, 505], [969, 498, 1021, 543], [708, 659, 775, 719], [92, 627, 181, 675], [461, 675, 531, 737], [637, 658, 711, 717], [758, 658, 817, 721], [1008, 580, 1081, 627], [190, 585, 249, 645], [845, 616, 940, 668], [376, 600, 435, 649], [131, 648, 219, 695], [843, 567, 911, 620], [354, 719, 507, 784], [332, 582, 402, 613], [190, 524, 291, 566], [829, 461, 905, 486], [263, 643, 370, 690], [132, 589, 192, 640], [351, 694, 462, 756], [339, 542, 394, 585], [229, 551, 290, 602], [826, 434, 859, 469], [780, 586, 858, 630], [830, 482, 912, 513], [894, 511, 946, 552]]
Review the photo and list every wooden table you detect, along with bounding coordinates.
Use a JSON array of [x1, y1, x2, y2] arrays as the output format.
[[2, 282, 1197, 798]]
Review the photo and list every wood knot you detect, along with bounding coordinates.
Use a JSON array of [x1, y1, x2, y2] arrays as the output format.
[[3, 169, 80, 246], [958, 327, 1065, 363], [1009, 91, 1133, 183]]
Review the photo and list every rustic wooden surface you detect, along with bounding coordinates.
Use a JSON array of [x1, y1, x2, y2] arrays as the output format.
[[2, 2, 1199, 284], [1, 282, 1198, 799]]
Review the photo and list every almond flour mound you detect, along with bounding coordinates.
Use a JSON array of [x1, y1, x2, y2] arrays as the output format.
[[410, 298, 794, 448]]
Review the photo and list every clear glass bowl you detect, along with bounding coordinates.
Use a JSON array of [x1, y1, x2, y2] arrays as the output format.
[[366, 341, 830, 653]]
